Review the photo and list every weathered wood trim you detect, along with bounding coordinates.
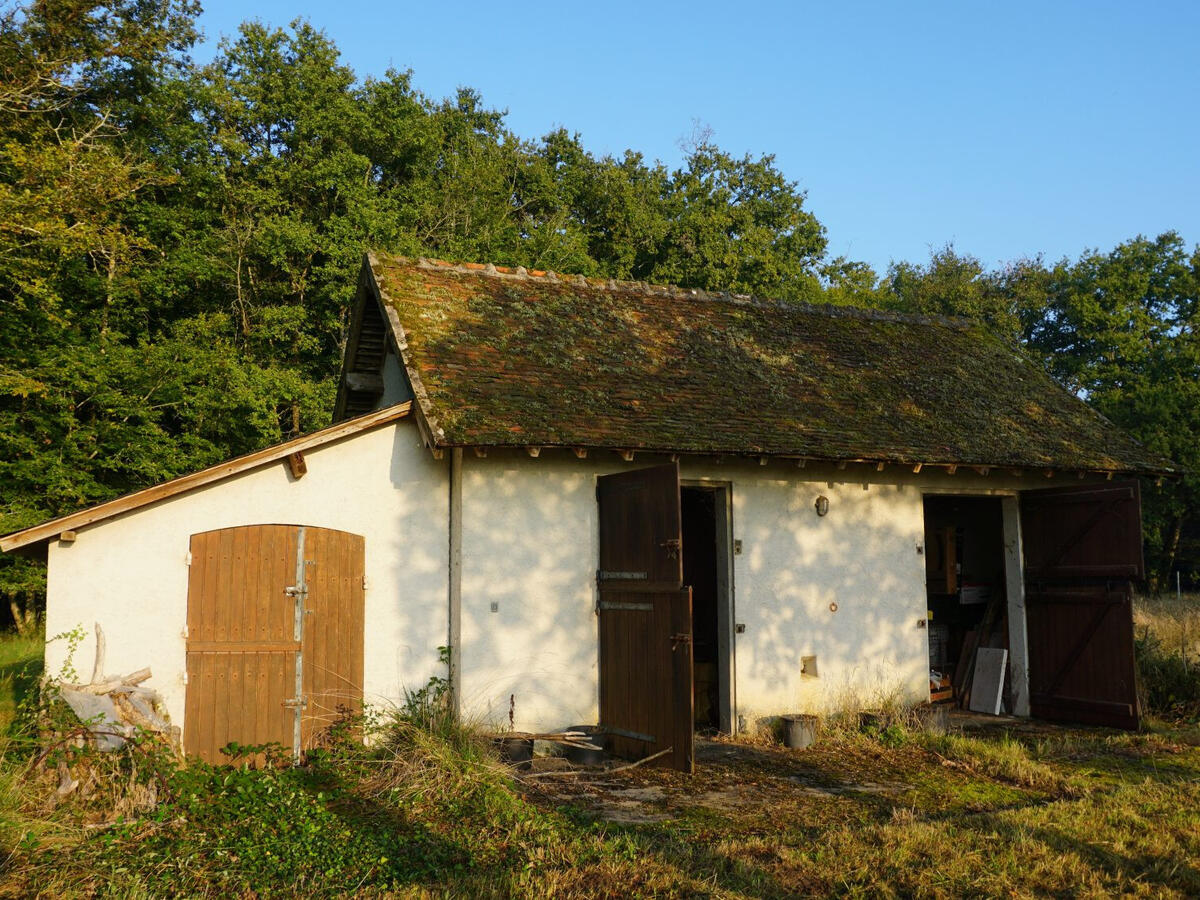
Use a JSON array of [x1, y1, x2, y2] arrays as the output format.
[[367, 252, 448, 452], [0, 403, 412, 552], [332, 260, 379, 422]]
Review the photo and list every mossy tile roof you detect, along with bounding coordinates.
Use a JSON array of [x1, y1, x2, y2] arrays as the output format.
[[367, 254, 1175, 474]]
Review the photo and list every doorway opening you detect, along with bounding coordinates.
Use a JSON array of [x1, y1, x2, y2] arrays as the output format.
[[681, 485, 733, 732], [922, 496, 1008, 708]]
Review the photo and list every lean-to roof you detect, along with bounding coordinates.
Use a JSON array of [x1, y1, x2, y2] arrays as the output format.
[[0, 403, 412, 553], [368, 254, 1175, 475]]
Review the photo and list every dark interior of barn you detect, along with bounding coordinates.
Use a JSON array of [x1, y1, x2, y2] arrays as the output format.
[[923, 495, 1008, 707], [682, 486, 721, 729]]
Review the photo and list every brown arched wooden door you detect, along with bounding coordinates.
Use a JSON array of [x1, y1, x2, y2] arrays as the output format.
[[184, 525, 365, 763]]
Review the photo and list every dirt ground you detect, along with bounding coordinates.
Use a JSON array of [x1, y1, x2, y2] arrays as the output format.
[[514, 711, 1161, 827]]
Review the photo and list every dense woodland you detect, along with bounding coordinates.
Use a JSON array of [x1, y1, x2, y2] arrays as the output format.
[[1, 1, 1197, 630]]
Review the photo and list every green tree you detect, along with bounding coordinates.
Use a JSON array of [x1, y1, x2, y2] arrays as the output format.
[[648, 141, 827, 301], [883, 244, 1035, 343], [0, 0, 200, 631], [1022, 233, 1200, 587]]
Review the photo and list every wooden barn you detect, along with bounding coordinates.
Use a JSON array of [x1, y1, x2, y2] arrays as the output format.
[[3, 255, 1177, 771]]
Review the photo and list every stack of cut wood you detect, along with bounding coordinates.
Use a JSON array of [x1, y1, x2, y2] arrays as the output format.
[[54, 623, 180, 753]]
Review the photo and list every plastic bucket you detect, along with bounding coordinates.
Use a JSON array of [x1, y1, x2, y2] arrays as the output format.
[[494, 737, 534, 768], [564, 725, 605, 765]]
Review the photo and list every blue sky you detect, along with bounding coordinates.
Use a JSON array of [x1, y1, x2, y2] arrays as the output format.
[[193, 1, 1200, 274]]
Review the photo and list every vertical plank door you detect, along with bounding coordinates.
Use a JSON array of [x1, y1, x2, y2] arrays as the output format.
[[301, 527, 366, 751], [1020, 482, 1143, 729], [597, 463, 694, 773], [184, 525, 365, 763]]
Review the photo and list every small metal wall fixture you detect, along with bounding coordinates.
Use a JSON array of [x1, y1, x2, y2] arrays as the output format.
[[814, 495, 830, 517]]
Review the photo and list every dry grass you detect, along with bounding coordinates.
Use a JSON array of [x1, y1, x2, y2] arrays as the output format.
[[4, 612, 1200, 897], [3, 716, 1199, 898], [1136, 590, 1200, 661]]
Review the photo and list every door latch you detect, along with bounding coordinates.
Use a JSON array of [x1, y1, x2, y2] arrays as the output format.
[[282, 697, 308, 709], [660, 538, 682, 560], [670, 633, 692, 650]]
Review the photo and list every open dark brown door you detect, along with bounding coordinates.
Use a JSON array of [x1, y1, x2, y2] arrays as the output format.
[[1021, 482, 1143, 729], [597, 463, 694, 773]]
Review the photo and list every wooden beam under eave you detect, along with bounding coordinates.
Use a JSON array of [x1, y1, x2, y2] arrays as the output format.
[[572, 447, 587, 459], [795, 458, 807, 468], [1044, 469, 1054, 478], [1106, 471, 1114, 481], [759, 456, 769, 466], [836, 461, 847, 471], [875, 462, 885, 472], [618, 449, 635, 462], [946, 464, 958, 475], [973, 466, 990, 476], [911, 463, 923, 474], [286, 451, 307, 479], [473, 447, 488, 458], [59, 530, 77, 544], [525, 446, 541, 458]]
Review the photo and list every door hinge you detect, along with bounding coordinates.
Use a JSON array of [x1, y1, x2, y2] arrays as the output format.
[[282, 697, 308, 709], [184, 551, 192, 567], [284, 586, 307, 598], [361, 574, 369, 591]]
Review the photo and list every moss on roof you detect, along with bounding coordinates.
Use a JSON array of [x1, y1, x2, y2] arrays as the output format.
[[368, 254, 1176, 474]]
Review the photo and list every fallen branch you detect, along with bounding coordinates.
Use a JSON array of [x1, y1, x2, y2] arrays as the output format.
[[522, 746, 674, 779], [91, 621, 106, 683], [75, 667, 152, 695]]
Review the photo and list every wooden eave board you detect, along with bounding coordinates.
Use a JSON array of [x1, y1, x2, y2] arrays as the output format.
[[0, 402, 412, 553]]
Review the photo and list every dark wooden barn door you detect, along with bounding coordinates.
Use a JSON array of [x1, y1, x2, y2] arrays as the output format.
[[1020, 482, 1143, 729], [184, 525, 365, 763], [597, 463, 694, 773]]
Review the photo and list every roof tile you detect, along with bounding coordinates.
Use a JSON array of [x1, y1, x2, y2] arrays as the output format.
[[368, 253, 1176, 474]]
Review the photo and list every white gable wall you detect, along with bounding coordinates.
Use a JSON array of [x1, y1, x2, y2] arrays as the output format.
[[456, 452, 1034, 733], [43, 420, 448, 738]]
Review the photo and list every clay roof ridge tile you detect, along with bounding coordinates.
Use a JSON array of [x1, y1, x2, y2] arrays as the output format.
[[382, 252, 974, 328]]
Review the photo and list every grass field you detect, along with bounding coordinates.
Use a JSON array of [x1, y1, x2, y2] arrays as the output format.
[[0, 631, 41, 731], [0, 597, 1197, 897]]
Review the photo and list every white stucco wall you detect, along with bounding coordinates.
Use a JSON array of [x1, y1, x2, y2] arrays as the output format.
[[42, 423, 1053, 741], [43, 420, 448, 738], [457, 451, 1038, 732]]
